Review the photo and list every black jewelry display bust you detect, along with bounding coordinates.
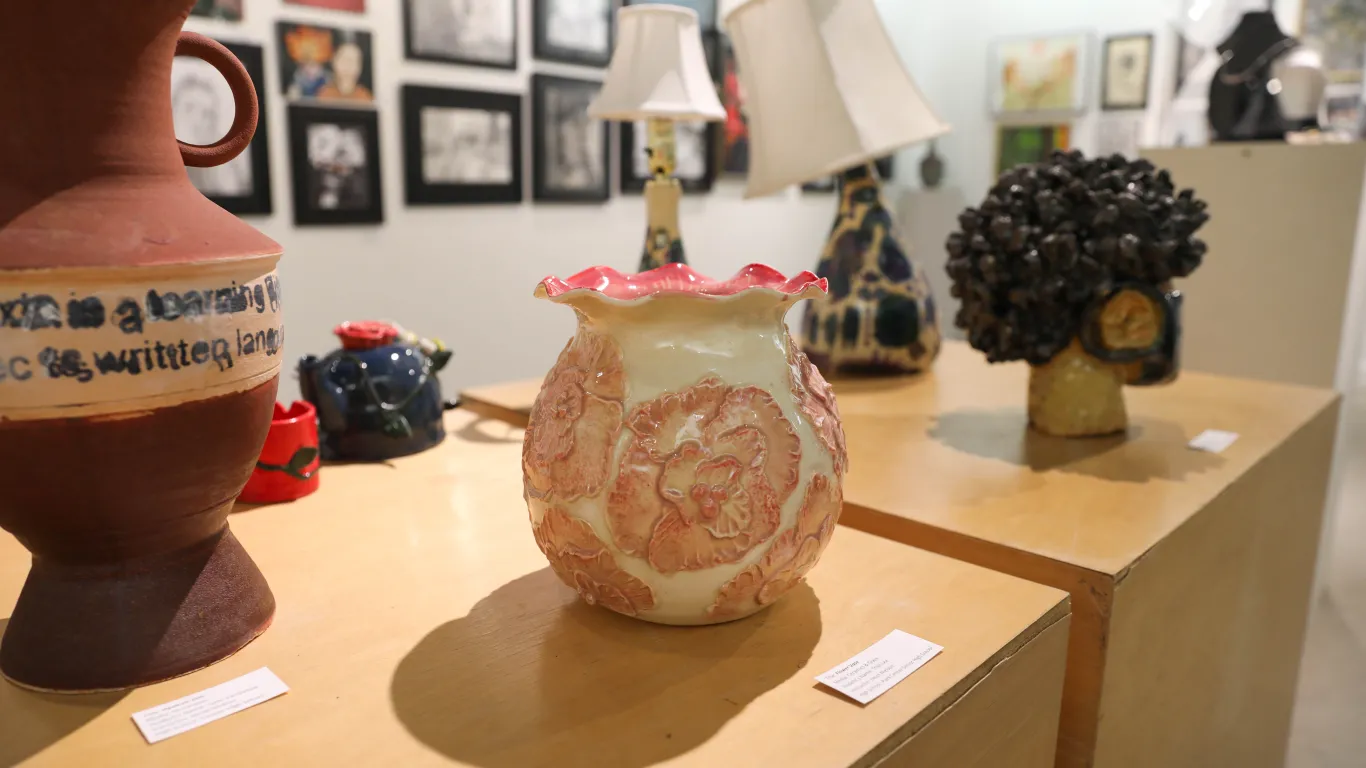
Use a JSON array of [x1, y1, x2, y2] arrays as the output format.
[[1208, 11, 1313, 142]]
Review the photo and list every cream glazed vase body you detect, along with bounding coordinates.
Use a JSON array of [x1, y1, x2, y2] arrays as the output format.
[[522, 263, 848, 625]]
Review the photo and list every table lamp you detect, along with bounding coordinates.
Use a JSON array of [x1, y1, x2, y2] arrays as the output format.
[[589, 6, 725, 272], [726, 0, 950, 375]]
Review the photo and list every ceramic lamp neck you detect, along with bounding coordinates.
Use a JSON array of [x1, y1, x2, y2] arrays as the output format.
[[639, 118, 686, 272]]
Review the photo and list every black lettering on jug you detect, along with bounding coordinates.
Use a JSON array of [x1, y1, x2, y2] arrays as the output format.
[[192, 341, 209, 364], [38, 347, 92, 382], [66, 297, 105, 329], [265, 275, 281, 313], [253, 284, 266, 314], [114, 299, 144, 334], [93, 349, 141, 375], [1, 356, 32, 381], [211, 338, 233, 371]]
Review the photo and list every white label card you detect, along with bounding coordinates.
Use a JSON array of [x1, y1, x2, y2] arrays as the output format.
[[814, 629, 943, 705], [1189, 429, 1240, 454], [131, 667, 289, 744]]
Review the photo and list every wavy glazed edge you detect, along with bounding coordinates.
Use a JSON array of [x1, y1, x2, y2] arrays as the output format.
[[534, 263, 828, 305]]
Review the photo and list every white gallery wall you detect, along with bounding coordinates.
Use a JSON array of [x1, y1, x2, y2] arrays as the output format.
[[184, 0, 839, 402]]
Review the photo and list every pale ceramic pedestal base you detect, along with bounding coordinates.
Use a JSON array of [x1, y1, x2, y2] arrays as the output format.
[[1027, 343, 1127, 438]]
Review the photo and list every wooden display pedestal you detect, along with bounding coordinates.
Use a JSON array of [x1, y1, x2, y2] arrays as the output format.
[[0, 410, 1070, 767], [834, 343, 1339, 768]]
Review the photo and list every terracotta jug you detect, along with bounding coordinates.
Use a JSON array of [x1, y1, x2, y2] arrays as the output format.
[[0, 1, 282, 692], [523, 264, 847, 625]]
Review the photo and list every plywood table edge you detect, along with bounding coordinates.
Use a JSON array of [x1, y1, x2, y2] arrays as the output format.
[[1108, 393, 1342, 588], [856, 594, 1073, 768]]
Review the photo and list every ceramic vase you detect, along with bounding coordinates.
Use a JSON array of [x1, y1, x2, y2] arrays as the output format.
[[0, 1, 281, 692], [522, 264, 847, 625], [239, 401, 322, 504], [802, 163, 941, 377], [919, 141, 945, 189], [298, 321, 453, 461]]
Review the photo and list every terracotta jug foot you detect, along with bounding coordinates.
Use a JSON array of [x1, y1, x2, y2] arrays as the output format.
[[0, 527, 274, 693]]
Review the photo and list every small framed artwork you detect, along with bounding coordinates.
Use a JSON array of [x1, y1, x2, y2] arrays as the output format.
[[1102, 33, 1154, 111], [191, 0, 243, 21], [990, 33, 1090, 115], [403, 0, 517, 70], [288, 105, 384, 225], [533, 0, 613, 68], [173, 40, 273, 216], [532, 74, 610, 203], [277, 22, 375, 104], [285, 0, 365, 10], [1322, 83, 1364, 138], [624, 0, 718, 30], [402, 85, 522, 205], [1174, 32, 1205, 96], [620, 121, 716, 194], [719, 35, 749, 175], [995, 124, 1071, 176]]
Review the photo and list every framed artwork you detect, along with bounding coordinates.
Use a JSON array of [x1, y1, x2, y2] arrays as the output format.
[[995, 124, 1071, 176], [173, 40, 273, 216], [403, 0, 517, 70], [288, 105, 384, 225], [1303, 0, 1366, 82], [531, 74, 610, 203], [191, 0, 243, 21], [620, 120, 716, 194], [1174, 32, 1205, 96], [1101, 33, 1153, 111], [990, 33, 1090, 115], [624, 0, 718, 30], [276, 22, 375, 104], [402, 85, 522, 205], [533, 0, 613, 68], [285, 0, 365, 10], [719, 35, 748, 175]]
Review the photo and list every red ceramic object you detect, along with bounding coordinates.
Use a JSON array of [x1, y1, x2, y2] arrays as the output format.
[[334, 320, 400, 350], [0, 1, 282, 692], [239, 402, 322, 504], [536, 262, 826, 300]]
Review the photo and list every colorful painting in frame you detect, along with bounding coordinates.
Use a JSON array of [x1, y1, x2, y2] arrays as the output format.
[[991, 33, 1089, 115], [996, 125, 1071, 176]]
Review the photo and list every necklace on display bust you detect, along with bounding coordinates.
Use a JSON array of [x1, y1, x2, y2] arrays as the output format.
[[1208, 11, 1314, 142], [1217, 37, 1298, 85]]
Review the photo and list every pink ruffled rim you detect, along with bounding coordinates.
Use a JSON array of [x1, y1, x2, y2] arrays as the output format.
[[535, 263, 828, 301]]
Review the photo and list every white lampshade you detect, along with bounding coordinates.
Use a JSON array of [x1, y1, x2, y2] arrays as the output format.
[[725, 0, 950, 198], [588, 6, 726, 122]]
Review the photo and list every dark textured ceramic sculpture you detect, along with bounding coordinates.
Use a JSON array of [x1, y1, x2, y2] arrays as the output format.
[[299, 321, 454, 461], [945, 150, 1209, 437]]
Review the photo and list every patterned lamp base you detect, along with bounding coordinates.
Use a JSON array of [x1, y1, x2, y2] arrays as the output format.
[[802, 164, 940, 376]]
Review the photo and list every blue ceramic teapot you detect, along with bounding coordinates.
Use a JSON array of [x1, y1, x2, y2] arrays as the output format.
[[298, 321, 454, 461]]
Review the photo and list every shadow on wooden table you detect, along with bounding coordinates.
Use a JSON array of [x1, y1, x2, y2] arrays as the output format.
[[391, 568, 822, 767], [930, 408, 1225, 483], [0, 619, 130, 766], [455, 417, 523, 445]]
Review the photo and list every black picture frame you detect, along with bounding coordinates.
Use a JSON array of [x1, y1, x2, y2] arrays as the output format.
[[402, 84, 523, 205], [179, 40, 274, 216], [533, 0, 614, 68], [1101, 33, 1154, 111], [402, 0, 518, 71], [623, 0, 719, 30], [619, 121, 717, 194], [288, 105, 385, 225], [532, 74, 610, 203]]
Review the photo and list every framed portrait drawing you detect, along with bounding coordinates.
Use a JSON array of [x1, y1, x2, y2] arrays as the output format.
[[995, 124, 1070, 176], [1102, 33, 1153, 111], [989, 33, 1090, 115], [403, 0, 517, 70], [623, 0, 718, 30], [402, 85, 523, 205], [533, 0, 613, 68], [172, 40, 273, 216], [531, 74, 610, 203], [620, 121, 716, 194], [276, 22, 375, 104], [288, 105, 384, 225]]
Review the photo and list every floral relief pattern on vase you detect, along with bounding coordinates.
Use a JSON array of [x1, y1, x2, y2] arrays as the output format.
[[533, 506, 657, 617], [708, 473, 843, 620], [606, 376, 802, 574], [786, 334, 848, 476], [523, 329, 627, 501]]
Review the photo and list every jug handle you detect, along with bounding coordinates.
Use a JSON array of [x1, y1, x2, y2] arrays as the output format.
[[174, 32, 259, 169]]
